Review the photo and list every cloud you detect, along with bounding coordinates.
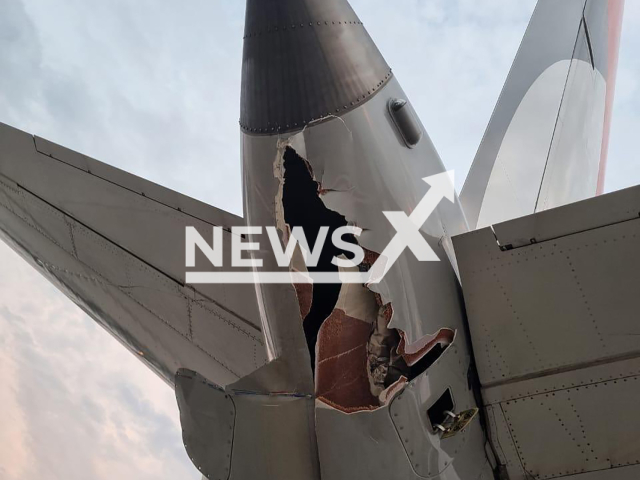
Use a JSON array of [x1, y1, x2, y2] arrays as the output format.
[[0, 244, 199, 480], [1, 0, 246, 215]]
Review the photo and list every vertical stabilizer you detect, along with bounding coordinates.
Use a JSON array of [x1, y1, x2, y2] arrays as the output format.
[[461, 0, 625, 229]]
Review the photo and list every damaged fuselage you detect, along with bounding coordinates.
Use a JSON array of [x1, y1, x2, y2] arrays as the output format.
[[226, 1, 492, 477], [170, 0, 493, 479], [237, 74, 489, 479]]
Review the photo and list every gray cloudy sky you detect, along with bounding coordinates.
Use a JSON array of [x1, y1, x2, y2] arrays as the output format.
[[0, 1, 639, 479]]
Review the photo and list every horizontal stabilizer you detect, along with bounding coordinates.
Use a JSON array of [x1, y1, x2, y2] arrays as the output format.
[[454, 184, 640, 478], [0, 121, 268, 387]]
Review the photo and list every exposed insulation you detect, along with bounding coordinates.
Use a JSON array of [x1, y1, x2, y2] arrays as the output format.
[[315, 309, 380, 412]]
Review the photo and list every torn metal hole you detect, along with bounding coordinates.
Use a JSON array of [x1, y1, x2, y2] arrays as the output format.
[[397, 328, 455, 371], [282, 146, 359, 374], [278, 145, 453, 414]]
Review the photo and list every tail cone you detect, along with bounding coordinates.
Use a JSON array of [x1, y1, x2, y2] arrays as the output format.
[[240, 0, 392, 134]]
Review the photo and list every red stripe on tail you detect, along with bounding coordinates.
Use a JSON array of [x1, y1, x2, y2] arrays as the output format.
[[597, 0, 625, 195]]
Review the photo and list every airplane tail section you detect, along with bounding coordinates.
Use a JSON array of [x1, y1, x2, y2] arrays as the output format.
[[460, 0, 625, 230]]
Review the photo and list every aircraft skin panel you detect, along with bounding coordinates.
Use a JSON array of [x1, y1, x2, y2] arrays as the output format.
[[460, 0, 625, 230], [453, 184, 640, 479], [33, 135, 245, 235], [473, 59, 576, 228], [0, 121, 268, 388], [535, 54, 606, 212]]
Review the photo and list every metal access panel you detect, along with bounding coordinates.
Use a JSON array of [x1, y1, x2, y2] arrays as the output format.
[[453, 185, 640, 479]]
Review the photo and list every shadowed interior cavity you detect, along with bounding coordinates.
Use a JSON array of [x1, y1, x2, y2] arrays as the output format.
[[282, 146, 357, 372]]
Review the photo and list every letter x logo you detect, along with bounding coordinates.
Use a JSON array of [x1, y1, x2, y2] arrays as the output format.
[[369, 171, 455, 282]]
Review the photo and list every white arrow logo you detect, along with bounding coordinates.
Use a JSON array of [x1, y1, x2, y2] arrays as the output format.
[[186, 171, 455, 284], [367, 171, 455, 283]]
